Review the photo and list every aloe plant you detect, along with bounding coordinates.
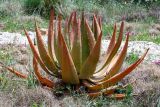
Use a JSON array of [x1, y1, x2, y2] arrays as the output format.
[[0, 9, 149, 98]]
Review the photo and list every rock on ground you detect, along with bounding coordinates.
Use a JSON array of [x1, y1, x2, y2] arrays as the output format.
[[0, 32, 160, 62]]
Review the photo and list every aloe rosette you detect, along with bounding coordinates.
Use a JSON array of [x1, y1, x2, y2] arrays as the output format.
[[0, 9, 149, 98]]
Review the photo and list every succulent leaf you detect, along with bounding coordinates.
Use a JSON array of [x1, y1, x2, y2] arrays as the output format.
[[99, 33, 129, 83], [106, 24, 116, 55], [58, 23, 79, 84], [93, 15, 101, 40], [35, 22, 58, 74], [48, 8, 57, 63], [90, 33, 129, 83], [54, 16, 63, 66], [33, 57, 54, 88], [86, 49, 149, 91], [0, 63, 27, 79], [71, 13, 82, 73], [79, 32, 102, 79], [24, 29, 54, 75], [81, 12, 90, 64], [95, 21, 124, 76], [85, 19, 96, 50]]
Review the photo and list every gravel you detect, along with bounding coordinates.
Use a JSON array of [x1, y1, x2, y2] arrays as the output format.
[[0, 32, 160, 62]]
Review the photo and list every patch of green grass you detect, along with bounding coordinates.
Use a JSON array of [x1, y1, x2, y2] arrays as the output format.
[[102, 24, 114, 37], [0, 16, 48, 32], [0, 0, 23, 17], [130, 33, 160, 44], [51, 80, 134, 106], [0, 49, 14, 65], [86, 94, 133, 107], [0, 16, 24, 32], [140, 16, 160, 24], [0, 71, 26, 92], [27, 69, 38, 89], [0, 72, 9, 90], [31, 102, 44, 107], [93, 98, 124, 107], [86, 85, 133, 107], [125, 52, 139, 65]]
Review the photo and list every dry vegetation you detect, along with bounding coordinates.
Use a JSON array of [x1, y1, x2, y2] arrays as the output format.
[[0, 44, 160, 107]]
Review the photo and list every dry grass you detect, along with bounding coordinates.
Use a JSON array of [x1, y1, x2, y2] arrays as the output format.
[[124, 63, 160, 107], [0, 44, 160, 107], [0, 86, 59, 107], [0, 44, 31, 75]]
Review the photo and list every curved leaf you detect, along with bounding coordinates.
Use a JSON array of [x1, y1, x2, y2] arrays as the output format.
[[90, 34, 129, 83], [93, 21, 124, 77], [48, 8, 57, 62], [0, 63, 27, 79], [35, 23, 58, 74], [24, 29, 54, 75], [93, 15, 101, 40], [33, 57, 54, 88], [99, 34, 129, 83], [86, 48, 149, 91]]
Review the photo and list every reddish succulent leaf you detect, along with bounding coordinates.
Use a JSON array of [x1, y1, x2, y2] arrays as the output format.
[[53, 16, 61, 65], [24, 29, 54, 75], [91, 18, 95, 36], [92, 34, 129, 83], [86, 48, 149, 91], [92, 24, 116, 76], [88, 92, 102, 98], [106, 24, 116, 55], [48, 8, 57, 62], [79, 32, 102, 79], [67, 12, 75, 49], [95, 21, 124, 74], [105, 21, 124, 64], [68, 12, 74, 32], [33, 57, 54, 88], [69, 26, 74, 49], [88, 85, 119, 98], [85, 19, 96, 50], [58, 23, 79, 84], [107, 94, 126, 100], [64, 18, 68, 36], [93, 24, 116, 75], [35, 23, 58, 74], [64, 18, 70, 48], [0, 63, 27, 79], [71, 12, 82, 73], [93, 15, 101, 40], [98, 16, 102, 30]]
